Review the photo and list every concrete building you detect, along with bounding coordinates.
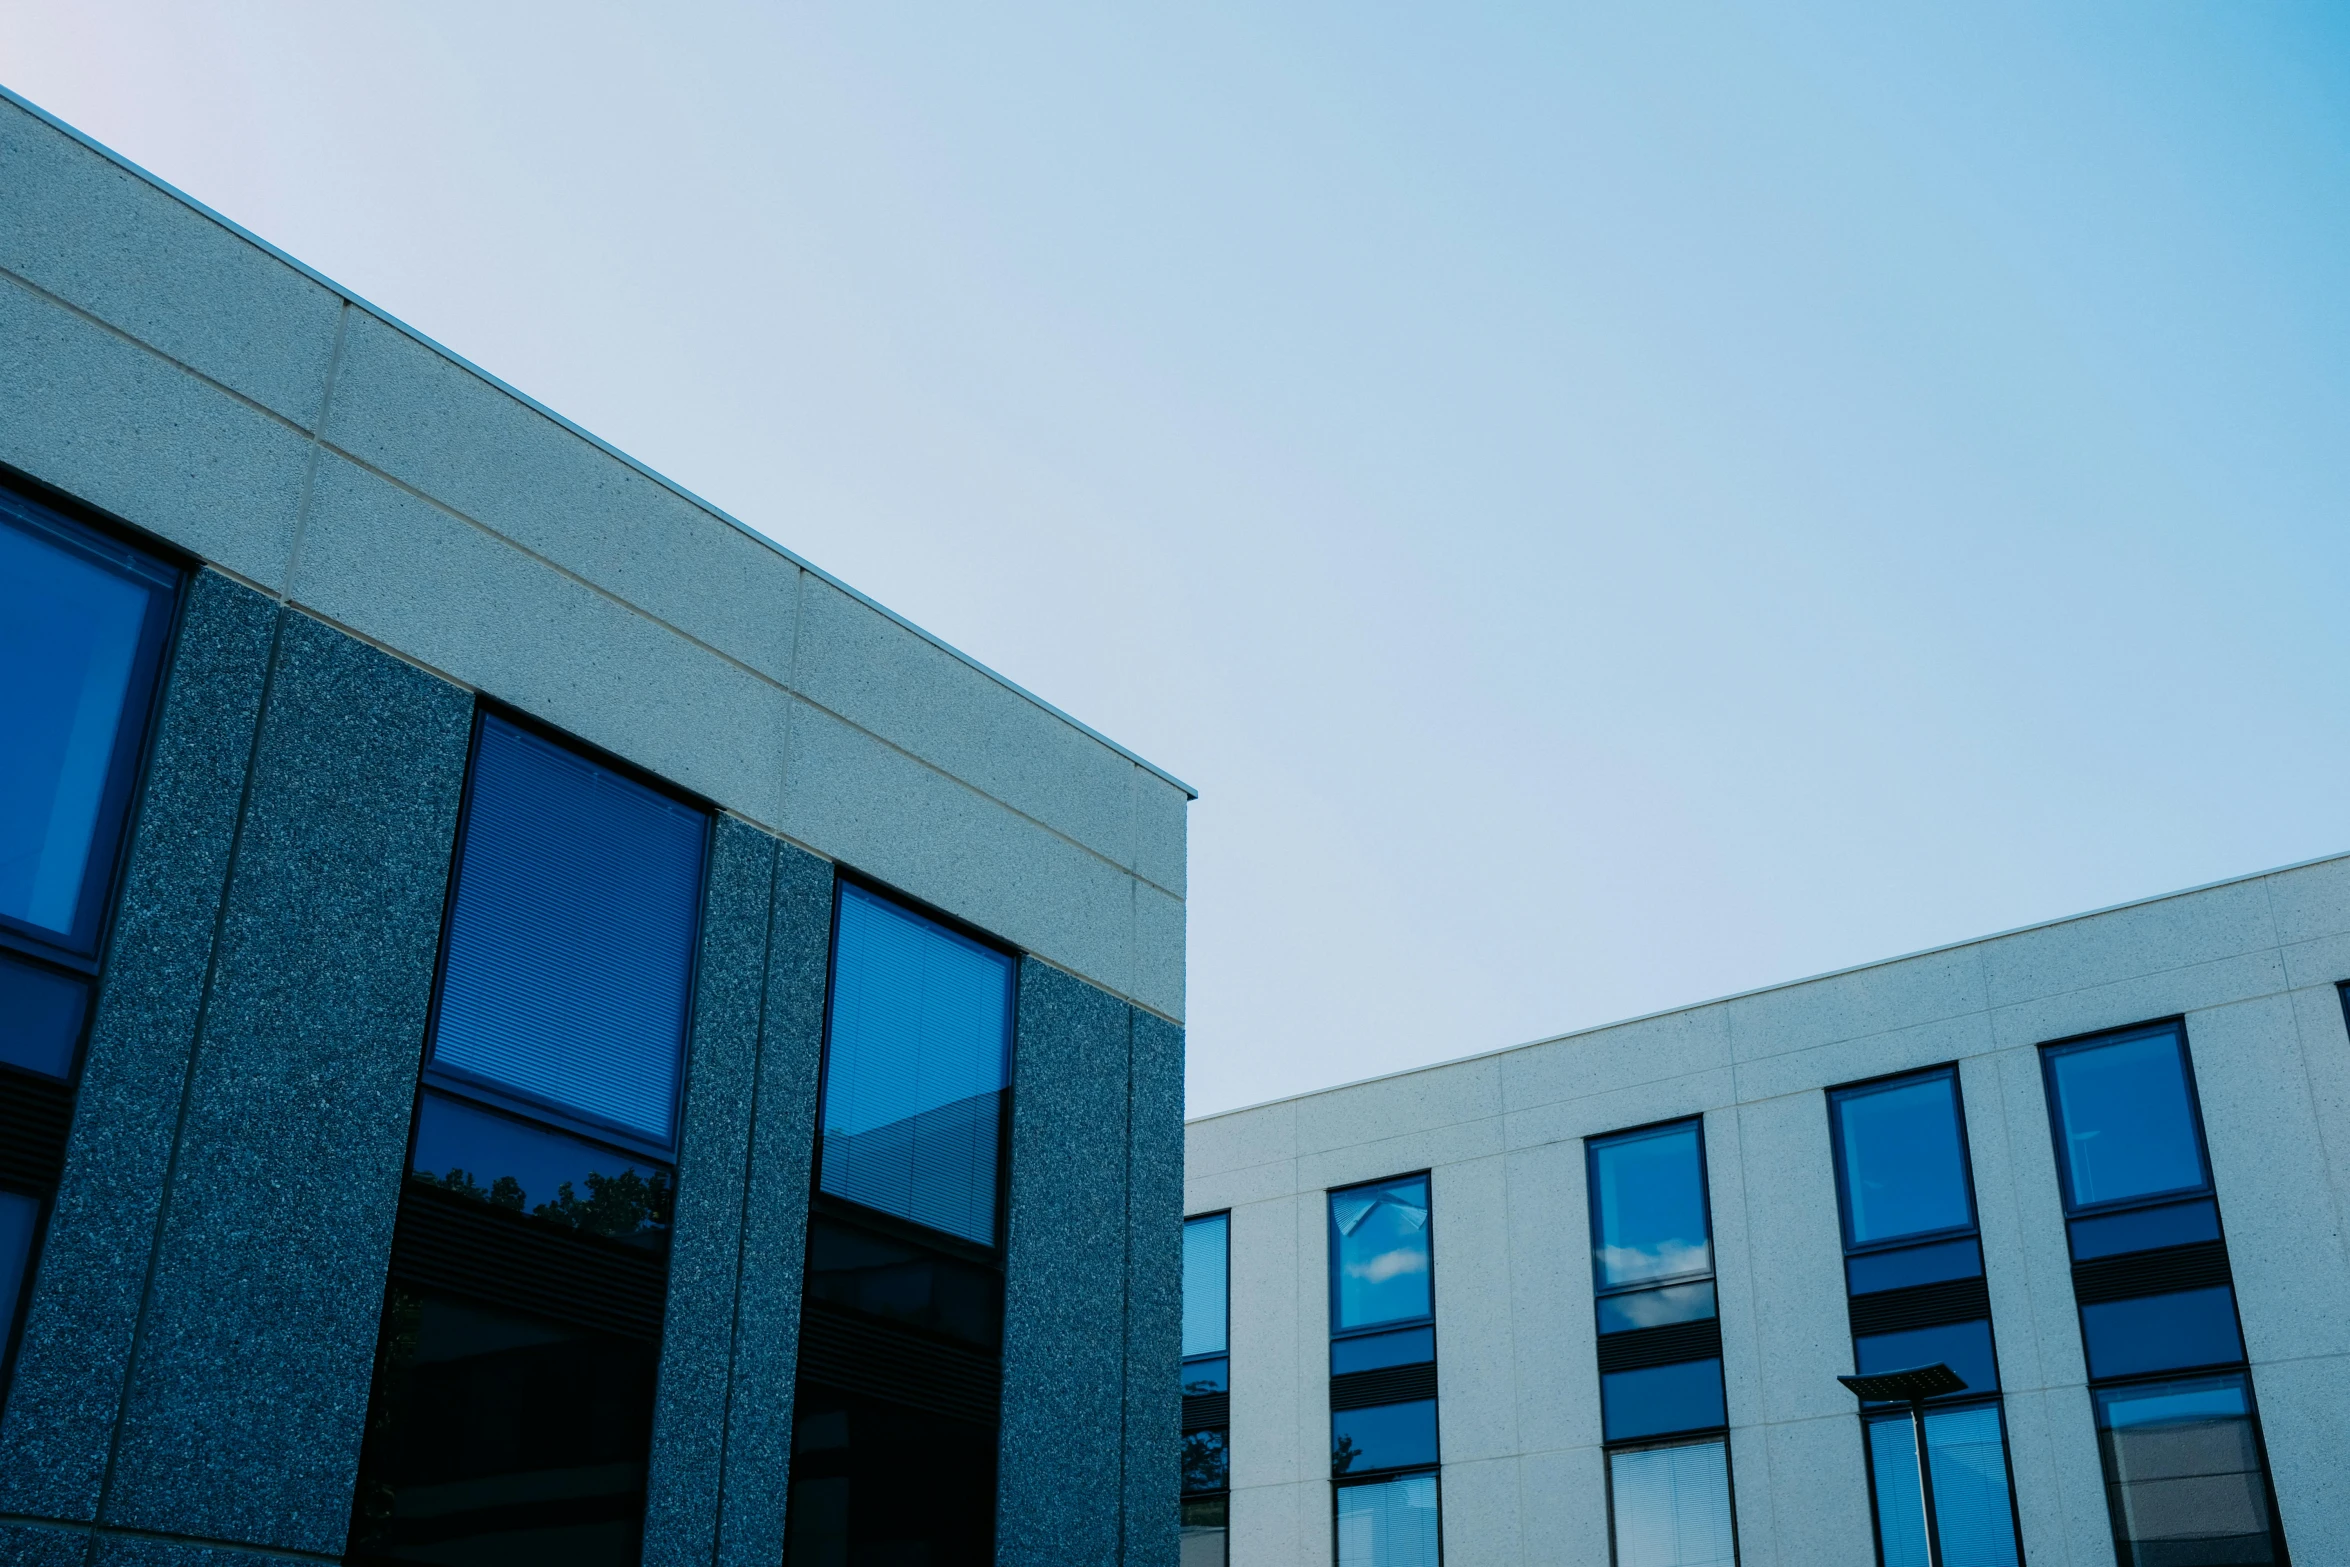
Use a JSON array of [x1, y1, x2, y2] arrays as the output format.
[[1183, 859, 2350, 1567], [0, 87, 1187, 1566]]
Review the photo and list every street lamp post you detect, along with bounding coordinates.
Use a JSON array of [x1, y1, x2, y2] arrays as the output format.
[[1836, 1362, 1967, 1567]]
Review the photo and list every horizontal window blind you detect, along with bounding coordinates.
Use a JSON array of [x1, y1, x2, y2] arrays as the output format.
[[819, 885, 1014, 1247], [431, 716, 706, 1148]]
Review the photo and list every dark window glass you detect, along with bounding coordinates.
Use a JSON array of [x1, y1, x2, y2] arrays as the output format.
[[1183, 1428, 1230, 1493], [1590, 1122, 1711, 1290], [2067, 1199, 2221, 1262], [1183, 1357, 1229, 1395], [1332, 1400, 1439, 1476], [2045, 1028, 2209, 1211], [786, 1385, 998, 1567], [1854, 1319, 1999, 1402], [429, 715, 706, 1151], [1597, 1281, 1717, 1336], [407, 1092, 673, 1249], [347, 1287, 657, 1566], [1185, 1213, 1229, 1358], [1833, 1072, 1973, 1246], [1331, 1326, 1436, 1376], [0, 1189, 39, 1349], [1330, 1177, 1433, 1332], [2093, 1375, 2281, 1567], [1865, 1403, 2020, 1567], [1845, 1238, 1982, 1296], [0, 952, 88, 1080], [2080, 1288, 2244, 1381], [802, 1215, 1003, 1350], [1607, 1438, 1735, 1567], [819, 884, 1014, 1248], [1335, 1472, 1440, 1567], [0, 489, 176, 957], [1601, 1358, 1726, 1443], [1182, 1495, 1229, 1567]]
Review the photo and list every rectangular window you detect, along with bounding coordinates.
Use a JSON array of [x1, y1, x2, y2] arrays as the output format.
[[1608, 1439, 1736, 1567], [354, 713, 709, 1563], [818, 883, 1015, 1247], [789, 881, 1017, 1567], [0, 483, 178, 1397], [1587, 1119, 1735, 1564], [1827, 1067, 2021, 1567], [1336, 1471, 1440, 1567], [1331, 1177, 1433, 1332], [1183, 1212, 1232, 1567], [2040, 1023, 2286, 1567]]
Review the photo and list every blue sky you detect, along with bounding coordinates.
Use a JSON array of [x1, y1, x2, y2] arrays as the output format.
[[9, 4, 2348, 1114]]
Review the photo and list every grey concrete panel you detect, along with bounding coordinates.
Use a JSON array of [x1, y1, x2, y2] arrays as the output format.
[[1728, 1009, 1993, 1106], [104, 611, 473, 1553], [1123, 1009, 1185, 1567], [1294, 1058, 1499, 1160], [782, 699, 1161, 1016], [793, 576, 1140, 874], [0, 570, 276, 1522], [1986, 949, 2291, 1053], [712, 837, 832, 1567], [642, 814, 777, 1567], [2249, 1352, 2350, 1560], [1723, 1095, 1849, 1426], [292, 454, 792, 828], [0, 1522, 91, 1567], [0, 98, 344, 427], [1225, 1194, 1304, 1493], [1428, 1156, 1517, 1465], [1977, 876, 2279, 1009], [1501, 1004, 1733, 1116], [2262, 853, 2350, 947], [1501, 1139, 1600, 1459], [317, 312, 801, 684], [0, 276, 309, 590], [1751, 1413, 1873, 1567], [1186, 1100, 1297, 1185], [1134, 883, 1186, 1028], [998, 962, 1131, 1566], [1131, 769, 1190, 900], [1726, 943, 1988, 1061], [1520, 1445, 1608, 1567]]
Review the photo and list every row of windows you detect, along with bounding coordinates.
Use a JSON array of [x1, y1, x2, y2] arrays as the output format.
[[1184, 1018, 2292, 1567], [0, 481, 1026, 1567]]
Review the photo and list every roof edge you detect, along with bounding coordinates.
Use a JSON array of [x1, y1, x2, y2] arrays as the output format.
[[0, 80, 1198, 801]]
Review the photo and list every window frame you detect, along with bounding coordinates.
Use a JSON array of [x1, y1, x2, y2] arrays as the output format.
[[2088, 1367, 2292, 1567], [1825, 1063, 1982, 1259], [1585, 1116, 1717, 1302], [1331, 1464, 1444, 1567], [2037, 1018, 2217, 1221], [413, 704, 716, 1170], [1327, 1170, 1437, 1342], [1854, 1393, 2026, 1567], [1601, 1431, 1741, 1567], [1184, 1207, 1233, 1368], [808, 870, 1022, 1257]]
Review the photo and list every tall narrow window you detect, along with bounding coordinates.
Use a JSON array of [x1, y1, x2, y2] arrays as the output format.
[[2041, 1022, 2285, 1567], [350, 712, 709, 1566], [787, 881, 1017, 1567], [1328, 1175, 1439, 1566], [1183, 1212, 1232, 1567], [1588, 1120, 1736, 1567], [0, 483, 177, 1394], [1828, 1068, 2022, 1567]]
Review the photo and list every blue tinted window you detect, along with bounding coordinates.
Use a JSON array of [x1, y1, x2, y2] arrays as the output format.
[[430, 716, 706, 1149], [1855, 1318, 1999, 1401], [1331, 1326, 1436, 1376], [1185, 1213, 1229, 1358], [409, 1092, 673, 1248], [2080, 1287, 2243, 1381], [2067, 1199, 2221, 1261], [1596, 1281, 1716, 1336], [1183, 1358, 1228, 1395], [1608, 1439, 1735, 1567], [1335, 1473, 1440, 1567], [1589, 1122, 1712, 1290], [0, 952, 89, 1080], [1330, 1177, 1433, 1331], [1846, 1238, 1981, 1296], [819, 884, 1014, 1248], [1601, 1357, 1726, 1442], [1834, 1072, 1973, 1246], [1867, 1403, 2020, 1567], [0, 492, 174, 955], [1182, 1428, 1229, 1494], [1331, 1399, 1438, 1475], [2045, 1028, 2208, 1210], [2094, 1376, 2279, 1565], [0, 1189, 39, 1343]]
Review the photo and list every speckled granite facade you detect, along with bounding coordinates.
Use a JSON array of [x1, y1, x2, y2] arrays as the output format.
[[1123, 1010, 1186, 1567], [0, 570, 275, 1523], [100, 610, 473, 1553]]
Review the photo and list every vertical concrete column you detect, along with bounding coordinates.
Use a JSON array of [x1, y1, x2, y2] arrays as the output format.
[[100, 610, 473, 1553], [1123, 1010, 1186, 1567], [0, 570, 276, 1523]]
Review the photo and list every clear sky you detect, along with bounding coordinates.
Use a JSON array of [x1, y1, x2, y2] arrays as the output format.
[[8, 4, 2348, 1116]]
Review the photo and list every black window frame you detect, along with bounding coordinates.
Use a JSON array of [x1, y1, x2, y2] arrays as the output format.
[[1825, 1063, 1983, 1260], [1325, 1167, 1442, 1559], [2038, 1018, 2218, 1224], [1330, 1466, 1444, 1567], [1600, 1430, 1741, 1567], [1585, 1115, 1719, 1305], [1327, 1169, 1438, 1345], [1182, 1208, 1234, 1549]]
